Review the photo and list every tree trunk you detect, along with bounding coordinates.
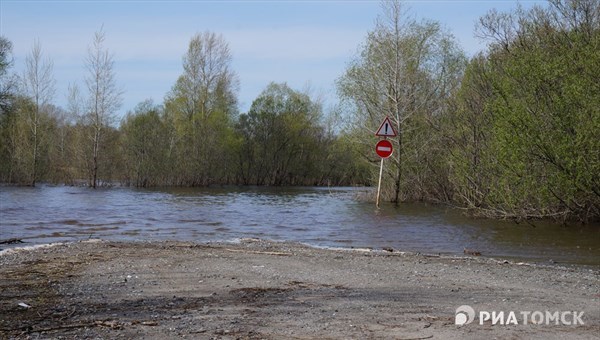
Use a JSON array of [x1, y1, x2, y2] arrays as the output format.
[[31, 122, 38, 187], [92, 129, 99, 189], [393, 132, 402, 205]]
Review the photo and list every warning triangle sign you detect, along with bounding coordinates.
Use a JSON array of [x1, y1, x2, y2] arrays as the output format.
[[375, 117, 397, 137]]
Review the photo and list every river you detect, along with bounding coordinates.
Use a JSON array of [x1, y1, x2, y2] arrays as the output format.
[[1, 185, 598, 266]]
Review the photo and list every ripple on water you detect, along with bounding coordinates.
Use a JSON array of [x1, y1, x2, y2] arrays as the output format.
[[0, 185, 598, 266]]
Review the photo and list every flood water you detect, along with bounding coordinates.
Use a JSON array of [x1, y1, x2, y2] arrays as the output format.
[[1, 185, 598, 266]]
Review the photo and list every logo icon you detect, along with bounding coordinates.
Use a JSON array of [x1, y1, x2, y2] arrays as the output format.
[[455, 305, 475, 325]]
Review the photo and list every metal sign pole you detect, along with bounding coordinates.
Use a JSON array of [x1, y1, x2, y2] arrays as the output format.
[[376, 157, 384, 208]]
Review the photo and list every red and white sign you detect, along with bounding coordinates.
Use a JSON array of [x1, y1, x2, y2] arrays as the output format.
[[375, 117, 397, 137], [375, 139, 393, 158]]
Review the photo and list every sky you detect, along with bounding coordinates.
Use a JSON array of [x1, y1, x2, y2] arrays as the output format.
[[1, 0, 546, 119]]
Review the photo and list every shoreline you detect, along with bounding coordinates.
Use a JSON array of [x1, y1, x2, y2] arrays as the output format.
[[2, 237, 598, 269], [1, 239, 598, 339]]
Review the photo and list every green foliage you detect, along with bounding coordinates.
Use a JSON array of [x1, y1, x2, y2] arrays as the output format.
[[236, 82, 360, 186], [446, 0, 600, 222], [336, 0, 598, 222], [162, 32, 239, 186], [337, 0, 466, 203], [121, 100, 169, 187], [0, 36, 15, 114], [0, 36, 16, 181]]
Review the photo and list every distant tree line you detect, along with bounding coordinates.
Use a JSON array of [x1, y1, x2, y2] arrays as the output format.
[[0, 0, 598, 223], [0, 31, 368, 189]]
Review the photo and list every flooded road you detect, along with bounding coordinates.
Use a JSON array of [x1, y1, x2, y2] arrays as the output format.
[[1, 185, 598, 266]]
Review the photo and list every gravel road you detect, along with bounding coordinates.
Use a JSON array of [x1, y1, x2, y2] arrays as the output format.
[[1, 239, 598, 339]]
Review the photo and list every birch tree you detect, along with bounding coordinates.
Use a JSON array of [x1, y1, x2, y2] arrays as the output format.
[[338, 0, 465, 203], [83, 28, 122, 188], [164, 31, 238, 185], [21, 41, 55, 186]]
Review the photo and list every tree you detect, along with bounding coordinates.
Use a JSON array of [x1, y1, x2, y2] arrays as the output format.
[[442, 55, 495, 210], [82, 28, 123, 188], [337, 0, 465, 203], [164, 31, 239, 186], [44, 104, 77, 184], [0, 38, 52, 185], [0, 36, 16, 114], [237, 82, 324, 186], [121, 100, 169, 187], [446, 0, 600, 222], [21, 40, 56, 186], [0, 36, 17, 181]]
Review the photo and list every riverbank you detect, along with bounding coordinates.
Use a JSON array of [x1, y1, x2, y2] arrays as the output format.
[[1, 239, 598, 339]]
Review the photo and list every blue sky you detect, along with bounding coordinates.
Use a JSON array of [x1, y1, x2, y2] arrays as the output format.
[[1, 0, 545, 118]]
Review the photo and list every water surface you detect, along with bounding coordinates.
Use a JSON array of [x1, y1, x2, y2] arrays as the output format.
[[1, 185, 598, 266]]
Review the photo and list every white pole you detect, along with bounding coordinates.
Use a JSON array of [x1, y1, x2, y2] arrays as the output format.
[[376, 157, 384, 208]]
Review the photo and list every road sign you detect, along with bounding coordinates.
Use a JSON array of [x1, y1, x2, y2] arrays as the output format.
[[375, 117, 397, 137], [375, 139, 393, 158]]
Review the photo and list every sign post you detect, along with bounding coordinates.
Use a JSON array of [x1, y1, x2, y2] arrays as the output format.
[[376, 157, 384, 208], [374, 117, 397, 208]]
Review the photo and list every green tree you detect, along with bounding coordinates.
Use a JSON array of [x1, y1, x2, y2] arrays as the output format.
[[338, 0, 465, 203], [2, 97, 34, 183], [0, 36, 16, 114], [164, 31, 239, 186], [121, 100, 169, 187], [44, 105, 78, 184], [236, 82, 325, 186], [447, 0, 600, 222], [0, 36, 17, 181]]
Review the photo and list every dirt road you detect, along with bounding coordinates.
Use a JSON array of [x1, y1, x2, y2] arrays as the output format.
[[1, 239, 598, 339]]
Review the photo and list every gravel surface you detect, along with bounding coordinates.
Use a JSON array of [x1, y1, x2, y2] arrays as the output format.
[[0, 239, 598, 339]]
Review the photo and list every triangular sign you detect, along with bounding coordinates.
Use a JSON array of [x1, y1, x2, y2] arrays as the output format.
[[375, 117, 397, 137]]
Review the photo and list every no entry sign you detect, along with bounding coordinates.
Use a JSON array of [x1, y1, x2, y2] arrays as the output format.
[[375, 139, 393, 158]]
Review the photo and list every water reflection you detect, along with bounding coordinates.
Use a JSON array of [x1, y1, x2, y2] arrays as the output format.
[[0, 185, 598, 266]]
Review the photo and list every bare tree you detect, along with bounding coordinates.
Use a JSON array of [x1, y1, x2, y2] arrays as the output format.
[[83, 28, 122, 188], [22, 40, 55, 186]]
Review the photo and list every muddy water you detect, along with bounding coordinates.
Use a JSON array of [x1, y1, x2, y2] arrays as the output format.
[[1, 185, 598, 266]]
